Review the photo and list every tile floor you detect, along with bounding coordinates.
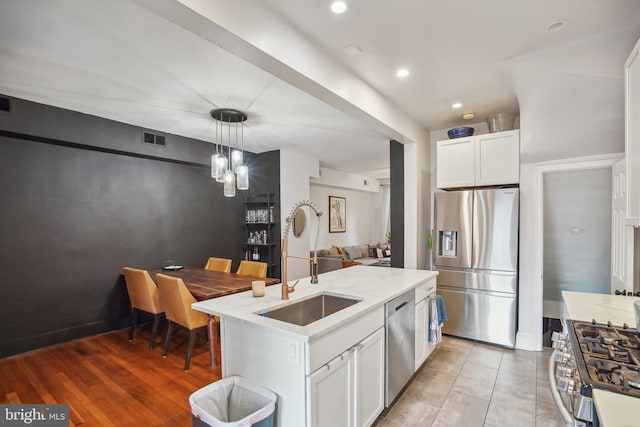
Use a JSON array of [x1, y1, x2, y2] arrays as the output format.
[[375, 336, 565, 427]]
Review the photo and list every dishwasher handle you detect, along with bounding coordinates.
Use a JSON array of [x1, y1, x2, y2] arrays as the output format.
[[394, 300, 411, 312]]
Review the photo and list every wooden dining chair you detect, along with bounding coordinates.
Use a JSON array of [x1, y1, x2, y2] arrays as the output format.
[[203, 257, 232, 273], [236, 260, 268, 278], [156, 273, 209, 371], [122, 267, 165, 350]]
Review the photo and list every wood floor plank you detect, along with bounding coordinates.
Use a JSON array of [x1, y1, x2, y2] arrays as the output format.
[[5, 391, 21, 404], [0, 327, 220, 426]]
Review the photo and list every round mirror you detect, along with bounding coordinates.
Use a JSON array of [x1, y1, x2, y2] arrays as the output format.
[[293, 207, 306, 237]]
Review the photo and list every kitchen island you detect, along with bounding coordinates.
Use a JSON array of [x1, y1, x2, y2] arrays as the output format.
[[192, 266, 438, 427], [562, 291, 640, 427]]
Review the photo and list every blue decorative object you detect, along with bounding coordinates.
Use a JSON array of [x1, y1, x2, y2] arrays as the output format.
[[447, 127, 475, 139]]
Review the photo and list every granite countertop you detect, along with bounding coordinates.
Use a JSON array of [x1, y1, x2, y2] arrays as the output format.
[[192, 266, 437, 342], [561, 291, 640, 427]]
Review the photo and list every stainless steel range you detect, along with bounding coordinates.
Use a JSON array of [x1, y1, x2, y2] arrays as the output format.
[[550, 319, 640, 426]]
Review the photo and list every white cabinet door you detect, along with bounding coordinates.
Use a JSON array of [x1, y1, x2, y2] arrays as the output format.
[[436, 137, 475, 188], [611, 159, 634, 294], [415, 299, 427, 371], [626, 37, 640, 226], [307, 350, 354, 427], [475, 130, 520, 186], [355, 328, 385, 427]]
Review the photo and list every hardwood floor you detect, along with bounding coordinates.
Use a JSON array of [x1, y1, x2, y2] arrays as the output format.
[[0, 323, 220, 426]]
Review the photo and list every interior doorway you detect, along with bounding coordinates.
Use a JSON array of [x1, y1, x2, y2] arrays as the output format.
[[541, 167, 612, 345], [533, 154, 621, 348]]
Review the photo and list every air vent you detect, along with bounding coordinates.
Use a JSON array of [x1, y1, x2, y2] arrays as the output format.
[[142, 131, 167, 147], [0, 96, 10, 113], [142, 132, 155, 145]]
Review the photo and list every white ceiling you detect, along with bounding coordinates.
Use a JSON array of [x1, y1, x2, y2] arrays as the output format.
[[0, 0, 639, 176]]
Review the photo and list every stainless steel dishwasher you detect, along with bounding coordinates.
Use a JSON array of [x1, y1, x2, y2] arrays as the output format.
[[385, 289, 415, 407]]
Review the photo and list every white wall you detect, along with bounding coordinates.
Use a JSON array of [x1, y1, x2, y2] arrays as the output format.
[[309, 184, 381, 251], [280, 149, 319, 282]]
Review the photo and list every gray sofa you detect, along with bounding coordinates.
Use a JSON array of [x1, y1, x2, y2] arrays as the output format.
[[311, 244, 391, 274]]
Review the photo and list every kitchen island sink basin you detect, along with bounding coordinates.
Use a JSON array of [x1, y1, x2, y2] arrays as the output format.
[[258, 293, 361, 326]]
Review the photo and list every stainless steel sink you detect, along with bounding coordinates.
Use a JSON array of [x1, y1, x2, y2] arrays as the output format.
[[258, 293, 361, 326]]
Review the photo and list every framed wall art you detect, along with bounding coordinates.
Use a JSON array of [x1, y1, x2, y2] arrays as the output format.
[[329, 196, 346, 233]]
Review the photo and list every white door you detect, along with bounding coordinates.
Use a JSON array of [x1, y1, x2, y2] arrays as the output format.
[[611, 159, 634, 294], [355, 328, 385, 427], [415, 299, 427, 371], [307, 350, 354, 427]]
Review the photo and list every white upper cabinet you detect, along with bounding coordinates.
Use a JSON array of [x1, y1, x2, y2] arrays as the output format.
[[625, 37, 640, 226], [436, 136, 475, 188], [436, 130, 520, 189], [475, 130, 520, 186]]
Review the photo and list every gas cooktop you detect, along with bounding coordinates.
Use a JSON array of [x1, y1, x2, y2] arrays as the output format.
[[568, 320, 640, 398]]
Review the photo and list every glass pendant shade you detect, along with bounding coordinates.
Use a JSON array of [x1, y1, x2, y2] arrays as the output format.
[[215, 156, 228, 182], [231, 149, 243, 173], [211, 153, 221, 178], [237, 165, 249, 190], [223, 170, 236, 197]]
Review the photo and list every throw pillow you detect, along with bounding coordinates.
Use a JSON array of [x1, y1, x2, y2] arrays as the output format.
[[329, 245, 339, 255], [367, 246, 377, 258], [344, 247, 359, 261], [335, 246, 348, 261]]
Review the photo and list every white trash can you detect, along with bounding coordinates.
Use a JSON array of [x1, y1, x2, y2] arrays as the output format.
[[189, 376, 277, 427]]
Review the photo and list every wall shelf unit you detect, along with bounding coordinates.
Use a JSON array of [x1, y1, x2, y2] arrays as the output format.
[[244, 192, 278, 278]]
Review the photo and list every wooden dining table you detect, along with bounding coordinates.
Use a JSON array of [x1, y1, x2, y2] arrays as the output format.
[[150, 266, 279, 367]]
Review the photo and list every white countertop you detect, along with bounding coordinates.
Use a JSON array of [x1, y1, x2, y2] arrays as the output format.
[[192, 266, 437, 342], [562, 290, 640, 326], [562, 291, 640, 427], [593, 390, 640, 427]]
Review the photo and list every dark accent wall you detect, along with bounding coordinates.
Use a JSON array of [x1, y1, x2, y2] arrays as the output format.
[[390, 140, 404, 268], [0, 95, 280, 358]]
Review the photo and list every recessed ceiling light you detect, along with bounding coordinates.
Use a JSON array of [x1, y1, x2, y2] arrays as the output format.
[[396, 68, 410, 78], [462, 112, 475, 120], [451, 102, 462, 109], [330, 1, 348, 14], [546, 20, 568, 33]]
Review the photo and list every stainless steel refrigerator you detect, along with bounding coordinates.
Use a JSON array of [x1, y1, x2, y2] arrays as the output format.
[[434, 188, 519, 348]]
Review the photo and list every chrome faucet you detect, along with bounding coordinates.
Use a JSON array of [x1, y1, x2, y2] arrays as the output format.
[[281, 200, 323, 300]]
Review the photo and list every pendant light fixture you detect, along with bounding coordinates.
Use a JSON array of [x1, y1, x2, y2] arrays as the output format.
[[211, 119, 225, 180], [210, 108, 249, 196]]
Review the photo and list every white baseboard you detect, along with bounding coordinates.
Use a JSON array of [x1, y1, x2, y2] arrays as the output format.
[[515, 332, 541, 351]]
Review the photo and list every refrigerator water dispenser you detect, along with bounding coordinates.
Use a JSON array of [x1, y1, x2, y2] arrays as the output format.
[[439, 231, 457, 257]]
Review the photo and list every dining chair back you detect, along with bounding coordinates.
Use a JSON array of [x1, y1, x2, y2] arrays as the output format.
[[122, 267, 164, 349], [236, 260, 268, 278], [204, 257, 232, 273], [156, 273, 209, 371]]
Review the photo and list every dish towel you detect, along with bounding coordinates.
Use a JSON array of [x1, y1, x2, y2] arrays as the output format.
[[428, 295, 448, 344]]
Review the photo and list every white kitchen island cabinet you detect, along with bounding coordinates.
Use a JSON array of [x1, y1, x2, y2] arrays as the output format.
[[307, 327, 384, 427], [436, 130, 520, 189], [625, 36, 640, 226], [192, 266, 438, 427]]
